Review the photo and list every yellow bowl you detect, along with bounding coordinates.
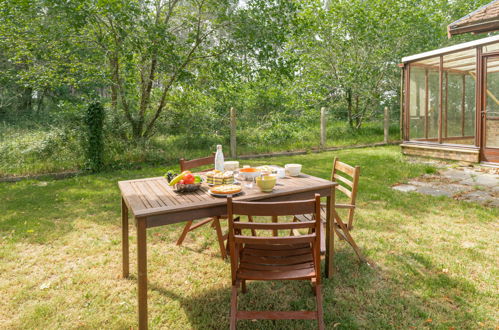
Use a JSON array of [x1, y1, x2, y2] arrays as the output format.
[[256, 175, 277, 192]]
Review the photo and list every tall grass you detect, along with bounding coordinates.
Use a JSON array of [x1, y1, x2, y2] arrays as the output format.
[[0, 123, 84, 176], [0, 119, 400, 177]]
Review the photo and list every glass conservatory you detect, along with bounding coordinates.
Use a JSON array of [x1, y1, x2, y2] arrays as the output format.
[[400, 35, 499, 164]]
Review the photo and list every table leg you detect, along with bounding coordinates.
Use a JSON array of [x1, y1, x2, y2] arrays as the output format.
[[122, 198, 129, 278], [137, 217, 148, 330]]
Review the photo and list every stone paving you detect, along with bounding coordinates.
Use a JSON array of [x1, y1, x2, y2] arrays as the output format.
[[393, 159, 499, 207]]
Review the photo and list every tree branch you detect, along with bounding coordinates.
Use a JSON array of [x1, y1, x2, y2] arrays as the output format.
[[142, 1, 211, 138]]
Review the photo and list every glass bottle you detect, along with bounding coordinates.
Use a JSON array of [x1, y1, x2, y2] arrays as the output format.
[[215, 145, 224, 172]]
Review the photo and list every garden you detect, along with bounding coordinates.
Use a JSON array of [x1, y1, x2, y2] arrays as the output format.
[[1, 0, 498, 329]]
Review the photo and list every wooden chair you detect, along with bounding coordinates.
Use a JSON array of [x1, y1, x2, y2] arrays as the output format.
[[175, 154, 227, 259], [227, 195, 324, 330], [295, 157, 365, 262]]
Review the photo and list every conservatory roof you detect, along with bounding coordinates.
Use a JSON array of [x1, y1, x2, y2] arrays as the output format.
[[448, 0, 499, 36], [402, 34, 499, 64]]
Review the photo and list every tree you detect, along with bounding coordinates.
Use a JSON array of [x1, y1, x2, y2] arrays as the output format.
[[0, 0, 235, 139], [294, 0, 491, 129], [77, 0, 234, 139], [0, 0, 107, 116]]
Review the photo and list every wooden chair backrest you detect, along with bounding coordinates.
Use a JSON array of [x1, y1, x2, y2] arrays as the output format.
[[331, 157, 360, 228], [179, 153, 215, 172], [227, 195, 322, 284]]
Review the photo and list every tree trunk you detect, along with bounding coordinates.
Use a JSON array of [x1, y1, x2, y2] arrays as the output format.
[[109, 53, 143, 140], [36, 89, 45, 114], [19, 87, 32, 113], [346, 89, 353, 129], [354, 95, 360, 129], [109, 55, 119, 112]]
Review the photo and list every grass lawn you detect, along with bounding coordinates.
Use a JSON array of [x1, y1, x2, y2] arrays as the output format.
[[0, 146, 497, 329]]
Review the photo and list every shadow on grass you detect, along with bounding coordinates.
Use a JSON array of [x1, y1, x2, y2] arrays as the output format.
[[0, 166, 170, 243], [135, 244, 484, 329], [148, 272, 324, 329]]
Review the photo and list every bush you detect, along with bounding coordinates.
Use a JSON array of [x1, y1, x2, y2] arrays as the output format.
[[84, 102, 105, 172]]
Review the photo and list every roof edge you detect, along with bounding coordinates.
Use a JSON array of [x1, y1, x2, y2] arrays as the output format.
[[449, 19, 499, 36], [448, 0, 499, 29], [402, 34, 499, 63]]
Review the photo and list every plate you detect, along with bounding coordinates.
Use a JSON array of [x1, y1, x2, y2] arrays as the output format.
[[208, 184, 243, 197], [209, 191, 244, 198]]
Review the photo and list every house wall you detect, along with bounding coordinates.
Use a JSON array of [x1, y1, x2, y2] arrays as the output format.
[[401, 143, 480, 162]]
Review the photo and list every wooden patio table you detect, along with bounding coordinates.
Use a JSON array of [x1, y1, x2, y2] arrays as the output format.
[[119, 173, 337, 329]]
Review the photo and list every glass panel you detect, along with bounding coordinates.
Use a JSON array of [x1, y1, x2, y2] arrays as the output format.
[[443, 73, 475, 145], [409, 66, 426, 139], [418, 57, 440, 67], [485, 59, 499, 148], [428, 70, 440, 139], [443, 49, 476, 73], [464, 75, 476, 137], [407, 51, 477, 145], [483, 42, 499, 54], [486, 57, 499, 73], [409, 64, 439, 141], [441, 51, 476, 145]]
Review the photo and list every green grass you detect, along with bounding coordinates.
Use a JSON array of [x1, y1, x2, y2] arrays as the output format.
[[0, 146, 497, 329]]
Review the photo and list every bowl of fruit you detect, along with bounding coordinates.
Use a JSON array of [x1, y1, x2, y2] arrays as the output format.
[[165, 170, 203, 193]]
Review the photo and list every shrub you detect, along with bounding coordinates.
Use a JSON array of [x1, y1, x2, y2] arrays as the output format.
[[84, 101, 105, 172]]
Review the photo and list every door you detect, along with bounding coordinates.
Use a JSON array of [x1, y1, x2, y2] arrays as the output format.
[[481, 56, 499, 163]]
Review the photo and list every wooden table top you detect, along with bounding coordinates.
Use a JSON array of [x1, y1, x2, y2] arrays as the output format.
[[119, 174, 335, 218]]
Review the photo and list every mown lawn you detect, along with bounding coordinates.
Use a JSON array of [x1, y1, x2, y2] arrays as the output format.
[[0, 146, 497, 329]]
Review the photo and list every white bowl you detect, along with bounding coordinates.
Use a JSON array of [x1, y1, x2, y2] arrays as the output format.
[[238, 168, 261, 181], [285, 164, 302, 176], [224, 161, 239, 171]]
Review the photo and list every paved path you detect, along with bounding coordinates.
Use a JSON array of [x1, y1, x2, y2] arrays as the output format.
[[393, 160, 498, 208]]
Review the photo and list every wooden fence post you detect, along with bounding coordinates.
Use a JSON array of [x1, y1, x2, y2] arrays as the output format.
[[400, 65, 404, 141], [320, 107, 326, 150], [384, 106, 389, 143], [230, 107, 236, 158]]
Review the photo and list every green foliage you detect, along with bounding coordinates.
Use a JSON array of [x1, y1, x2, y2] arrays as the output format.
[[84, 102, 105, 172]]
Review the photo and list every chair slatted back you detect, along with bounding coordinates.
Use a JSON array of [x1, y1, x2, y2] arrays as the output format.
[[331, 157, 360, 228], [231, 199, 320, 217], [227, 195, 322, 285], [179, 153, 215, 172]]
